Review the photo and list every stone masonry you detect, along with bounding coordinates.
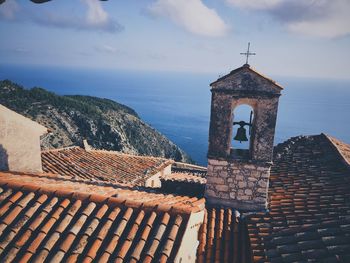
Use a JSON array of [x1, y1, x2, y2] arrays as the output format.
[[205, 64, 282, 211], [206, 159, 271, 210]]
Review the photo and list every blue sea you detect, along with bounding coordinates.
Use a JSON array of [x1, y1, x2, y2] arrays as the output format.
[[1, 64, 349, 165]]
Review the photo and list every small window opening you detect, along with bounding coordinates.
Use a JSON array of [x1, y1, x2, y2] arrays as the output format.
[[231, 104, 254, 159]]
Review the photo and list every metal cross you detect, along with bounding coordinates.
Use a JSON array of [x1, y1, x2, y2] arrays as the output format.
[[240, 42, 256, 64]]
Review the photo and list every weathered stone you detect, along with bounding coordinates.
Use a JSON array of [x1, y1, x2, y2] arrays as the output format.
[[238, 181, 247, 188], [205, 189, 217, 197], [247, 182, 255, 188], [236, 175, 244, 180], [219, 171, 228, 177], [245, 189, 253, 195], [218, 192, 230, 199], [205, 64, 281, 211], [243, 164, 256, 170], [229, 192, 236, 199], [240, 195, 250, 201], [207, 177, 225, 185], [216, 185, 229, 192], [257, 187, 267, 194], [258, 180, 267, 187]]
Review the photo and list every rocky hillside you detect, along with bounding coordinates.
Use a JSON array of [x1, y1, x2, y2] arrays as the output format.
[[0, 80, 192, 163]]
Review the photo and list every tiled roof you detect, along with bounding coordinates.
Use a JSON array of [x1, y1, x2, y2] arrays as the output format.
[[246, 134, 350, 262], [326, 134, 350, 168], [196, 207, 252, 263], [41, 147, 173, 186], [161, 173, 207, 185], [0, 172, 205, 214], [171, 162, 207, 177], [0, 172, 204, 263]]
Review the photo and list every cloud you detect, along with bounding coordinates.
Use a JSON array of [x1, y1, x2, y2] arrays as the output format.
[[226, 0, 282, 10], [0, 0, 123, 33], [94, 44, 119, 54], [0, 0, 19, 19], [227, 0, 350, 38], [84, 0, 112, 28], [148, 0, 229, 37]]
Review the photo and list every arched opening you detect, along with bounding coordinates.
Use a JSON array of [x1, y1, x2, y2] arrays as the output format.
[[231, 104, 254, 159]]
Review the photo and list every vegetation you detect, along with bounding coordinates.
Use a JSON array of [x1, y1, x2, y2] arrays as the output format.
[[0, 80, 192, 163]]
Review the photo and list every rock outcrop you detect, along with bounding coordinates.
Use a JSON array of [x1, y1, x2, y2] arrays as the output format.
[[0, 80, 192, 163]]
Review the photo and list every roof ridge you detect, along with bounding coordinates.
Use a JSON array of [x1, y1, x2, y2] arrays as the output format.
[[210, 64, 283, 89], [41, 146, 82, 153], [88, 148, 171, 161]]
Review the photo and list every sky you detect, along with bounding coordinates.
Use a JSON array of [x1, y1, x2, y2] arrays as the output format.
[[0, 0, 350, 79]]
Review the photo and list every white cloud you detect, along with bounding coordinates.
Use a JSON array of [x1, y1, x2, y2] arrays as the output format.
[[148, 0, 229, 37], [95, 44, 118, 54], [287, 1, 350, 38], [226, 0, 282, 10], [227, 0, 350, 38], [0, 0, 19, 19], [0, 0, 123, 33], [84, 0, 108, 26]]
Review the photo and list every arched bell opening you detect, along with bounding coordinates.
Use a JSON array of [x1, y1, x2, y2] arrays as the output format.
[[231, 104, 254, 159]]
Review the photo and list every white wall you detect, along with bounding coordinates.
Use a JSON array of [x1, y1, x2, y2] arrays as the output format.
[[0, 105, 47, 173]]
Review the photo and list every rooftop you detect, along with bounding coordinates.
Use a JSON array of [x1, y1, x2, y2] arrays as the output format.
[[0, 166, 208, 263], [246, 134, 350, 262], [41, 147, 173, 186], [1, 134, 350, 262]]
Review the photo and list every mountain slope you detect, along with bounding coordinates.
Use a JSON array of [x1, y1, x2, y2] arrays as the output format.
[[0, 80, 192, 163]]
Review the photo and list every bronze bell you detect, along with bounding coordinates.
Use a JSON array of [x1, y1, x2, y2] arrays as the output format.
[[234, 126, 248, 142]]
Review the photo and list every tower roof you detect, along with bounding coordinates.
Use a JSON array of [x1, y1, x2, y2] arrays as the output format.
[[210, 64, 283, 92]]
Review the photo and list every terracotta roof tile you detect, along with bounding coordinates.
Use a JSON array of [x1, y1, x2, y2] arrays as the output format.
[[41, 147, 173, 186], [196, 206, 252, 263], [246, 134, 350, 262], [0, 172, 204, 214], [0, 177, 192, 262], [161, 172, 207, 185]]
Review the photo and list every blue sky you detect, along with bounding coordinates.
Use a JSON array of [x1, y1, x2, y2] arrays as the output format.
[[0, 0, 349, 79]]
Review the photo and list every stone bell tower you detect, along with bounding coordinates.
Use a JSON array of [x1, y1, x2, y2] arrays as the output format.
[[205, 64, 282, 211]]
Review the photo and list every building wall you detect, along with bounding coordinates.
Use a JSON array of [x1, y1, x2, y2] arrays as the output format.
[[206, 158, 270, 211], [145, 164, 172, 188], [174, 210, 205, 263], [0, 105, 46, 173]]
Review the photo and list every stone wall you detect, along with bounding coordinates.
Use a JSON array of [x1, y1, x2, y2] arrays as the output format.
[[205, 158, 271, 211], [208, 92, 280, 163], [208, 65, 281, 162]]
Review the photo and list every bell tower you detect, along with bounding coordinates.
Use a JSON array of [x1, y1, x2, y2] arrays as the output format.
[[205, 64, 282, 211]]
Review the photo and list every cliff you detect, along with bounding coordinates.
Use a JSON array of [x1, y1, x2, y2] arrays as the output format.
[[0, 80, 192, 163]]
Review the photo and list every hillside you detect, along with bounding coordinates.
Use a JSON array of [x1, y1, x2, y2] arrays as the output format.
[[0, 80, 192, 163]]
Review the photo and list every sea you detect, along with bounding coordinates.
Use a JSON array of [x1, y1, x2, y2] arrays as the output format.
[[1, 64, 349, 165]]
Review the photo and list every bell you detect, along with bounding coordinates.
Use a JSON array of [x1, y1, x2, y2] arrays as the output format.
[[234, 126, 248, 142]]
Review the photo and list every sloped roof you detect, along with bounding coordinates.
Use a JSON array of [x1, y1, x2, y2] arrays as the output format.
[[196, 207, 252, 263], [246, 134, 350, 262], [161, 173, 206, 185], [210, 64, 283, 90], [0, 171, 205, 263], [1, 134, 350, 263], [41, 147, 173, 186], [326, 134, 350, 168]]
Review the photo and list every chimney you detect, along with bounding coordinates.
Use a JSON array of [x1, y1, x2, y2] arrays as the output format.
[[0, 104, 47, 173], [205, 64, 283, 211]]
